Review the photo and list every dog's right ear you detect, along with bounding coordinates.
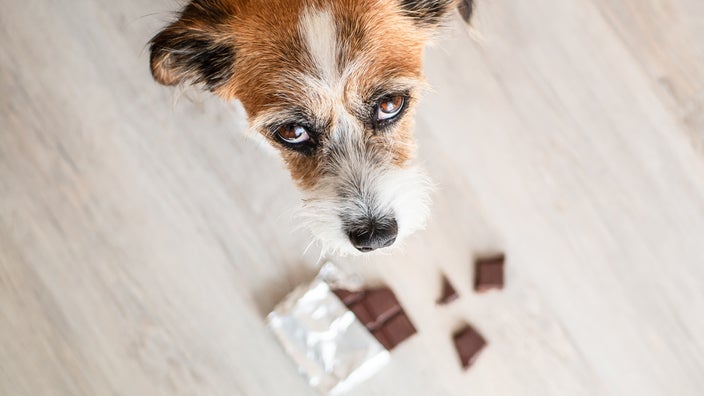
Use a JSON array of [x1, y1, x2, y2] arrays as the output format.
[[399, 0, 456, 27], [399, 0, 474, 27], [457, 0, 475, 23], [149, 1, 235, 91]]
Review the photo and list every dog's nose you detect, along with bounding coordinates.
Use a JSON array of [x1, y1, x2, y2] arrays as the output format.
[[348, 218, 398, 253]]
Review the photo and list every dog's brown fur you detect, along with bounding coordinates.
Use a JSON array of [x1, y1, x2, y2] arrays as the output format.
[[150, 0, 466, 254]]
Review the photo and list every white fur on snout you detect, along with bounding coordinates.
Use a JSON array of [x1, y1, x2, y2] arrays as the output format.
[[374, 166, 432, 241], [297, 161, 432, 256]]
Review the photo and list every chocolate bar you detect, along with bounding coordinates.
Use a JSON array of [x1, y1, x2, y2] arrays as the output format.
[[453, 324, 487, 369], [436, 275, 459, 305], [334, 287, 416, 350], [474, 254, 505, 292], [268, 268, 390, 395]]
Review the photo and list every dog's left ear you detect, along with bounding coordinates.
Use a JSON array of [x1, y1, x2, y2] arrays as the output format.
[[399, 0, 465, 27], [149, 1, 235, 91]]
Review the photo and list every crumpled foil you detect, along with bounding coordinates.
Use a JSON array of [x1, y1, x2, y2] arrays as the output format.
[[268, 264, 389, 395], [316, 262, 365, 292]]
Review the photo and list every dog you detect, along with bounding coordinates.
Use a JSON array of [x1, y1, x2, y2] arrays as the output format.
[[149, 0, 473, 255]]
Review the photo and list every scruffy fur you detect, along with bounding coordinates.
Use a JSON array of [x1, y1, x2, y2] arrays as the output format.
[[150, 0, 470, 255]]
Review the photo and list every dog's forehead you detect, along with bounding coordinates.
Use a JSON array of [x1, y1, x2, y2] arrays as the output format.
[[227, 0, 427, 118]]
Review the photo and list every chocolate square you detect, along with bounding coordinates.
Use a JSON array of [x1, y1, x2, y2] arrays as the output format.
[[334, 287, 416, 351], [474, 254, 505, 292], [437, 275, 459, 305], [453, 324, 486, 369], [381, 312, 417, 350], [364, 289, 402, 326]]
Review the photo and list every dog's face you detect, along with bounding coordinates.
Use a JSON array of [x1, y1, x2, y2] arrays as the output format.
[[150, 0, 460, 255]]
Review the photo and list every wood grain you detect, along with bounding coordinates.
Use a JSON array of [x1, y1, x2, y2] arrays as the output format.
[[1, 0, 703, 395]]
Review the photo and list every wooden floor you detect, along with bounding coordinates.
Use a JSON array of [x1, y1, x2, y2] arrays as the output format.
[[2, 1, 704, 395]]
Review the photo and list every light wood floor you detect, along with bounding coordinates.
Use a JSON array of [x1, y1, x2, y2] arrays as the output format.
[[2, 1, 704, 395]]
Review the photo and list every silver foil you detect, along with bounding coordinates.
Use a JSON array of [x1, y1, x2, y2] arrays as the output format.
[[268, 265, 389, 395]]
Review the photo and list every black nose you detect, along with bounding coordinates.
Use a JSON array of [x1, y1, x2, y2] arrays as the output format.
[[348, 218, 398, 253]]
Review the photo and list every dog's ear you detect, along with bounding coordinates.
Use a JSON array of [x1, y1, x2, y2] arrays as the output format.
[[457, 0, 475, 23], [149, 1, 235, 91], [398, 0, 459, 27]]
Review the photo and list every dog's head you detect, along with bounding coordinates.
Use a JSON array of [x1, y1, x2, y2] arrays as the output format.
[[150, 0, 463, 255]]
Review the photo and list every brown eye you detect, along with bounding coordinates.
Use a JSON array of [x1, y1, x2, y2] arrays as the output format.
[[276, 124, 310, 144], [377, 95, 405, 121]]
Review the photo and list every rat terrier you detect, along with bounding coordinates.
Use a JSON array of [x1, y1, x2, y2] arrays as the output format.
[[149, 0, 473, 255]]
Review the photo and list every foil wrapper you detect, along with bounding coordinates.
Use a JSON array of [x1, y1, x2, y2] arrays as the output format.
[[268, 264, 389, 395]]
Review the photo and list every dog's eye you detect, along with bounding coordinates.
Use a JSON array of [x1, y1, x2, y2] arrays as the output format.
[[276, 124, 310, 144], [377, 95, 405, 121]]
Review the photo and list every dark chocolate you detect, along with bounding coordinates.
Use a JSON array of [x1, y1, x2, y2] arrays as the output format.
[[364, 289, 402, 326], [453, 324, 486, 369], [334, 287, 416, 350], [437, 275, 459, 305], [380, 312, 416, 349], [349, 302, 375, 329], [474, 254, 505, 292]]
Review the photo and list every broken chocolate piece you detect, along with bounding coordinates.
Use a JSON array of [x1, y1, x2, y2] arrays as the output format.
[[453, 324, 486, 369], [335, 287, 417, 350], [364, 289, 402, 326], [474, 254, 505, 292], [437, 275, 459, 305], [457, 0, 474, 23], [380, 312, 417, 349]]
